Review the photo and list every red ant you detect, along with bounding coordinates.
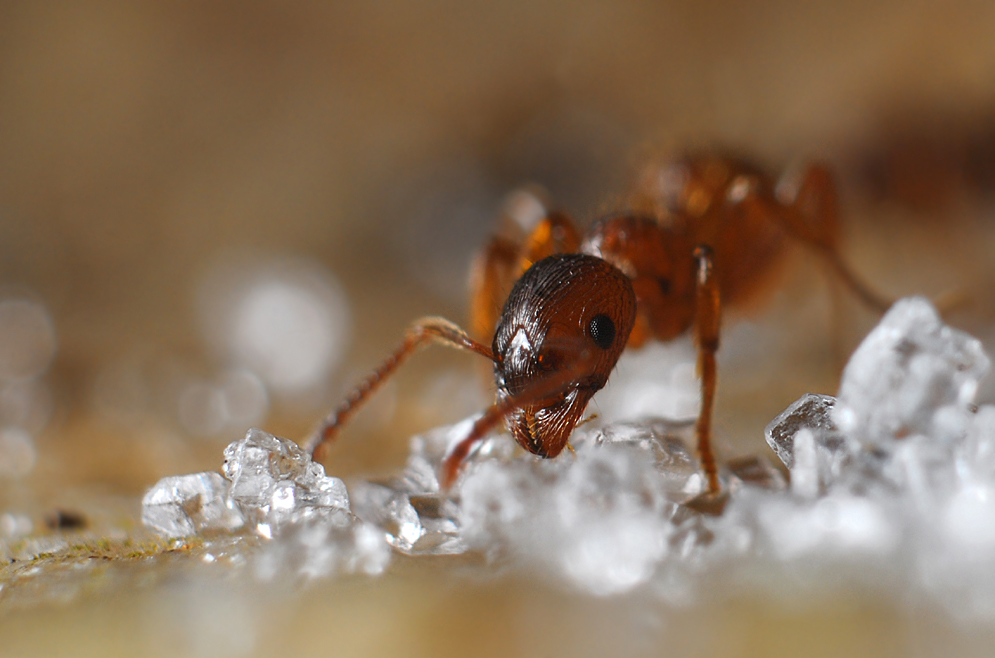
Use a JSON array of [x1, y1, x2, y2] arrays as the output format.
[[305, 153, 889, 496]]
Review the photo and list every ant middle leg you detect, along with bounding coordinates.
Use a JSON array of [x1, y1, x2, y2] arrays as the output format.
[[692, 245, 722, 495], [306, 317, 494, 460], [469, 236, 522, 342]]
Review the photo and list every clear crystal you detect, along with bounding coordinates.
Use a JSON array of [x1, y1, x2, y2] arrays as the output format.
[[223, 428, 324, 506], [253, 512, 391, 581], [755, 493, 901, 561], [790, 429, 820, 498], [765, 393, 844, 468], [579, 418, 703, 497], [349, 481, 424, 553], [408, 495, 465, 555], [141, 472, 244, 538], [724, 455, 787, 493], [960, 405, 995, 482], [834, 297, 990, 450], [346, 428, 468, 554], [222, 428, 350, 535], [766, 393, 883, 496], [459, 437, 681, 595]]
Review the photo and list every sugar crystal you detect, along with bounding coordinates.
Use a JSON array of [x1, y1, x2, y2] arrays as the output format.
[[134, 295, 995, 621], [142, 472, 244, 538], [835, 297, 989, 450], [222, 428, 349, 535], [459, 426, 685, 595]]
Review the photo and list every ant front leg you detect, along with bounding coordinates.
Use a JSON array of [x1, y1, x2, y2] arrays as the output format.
[[692, 245, 722, 495], [438, 337, 608, 490], [306, 317, 494, 460], [439, 396, 517, 491]]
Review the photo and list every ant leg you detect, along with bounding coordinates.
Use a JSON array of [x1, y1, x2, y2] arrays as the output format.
[[827, 269, 849, 372], [469, 236, 522, 342], [775, 164, 892, 312], [439, 334, 602, 490], [469, 211, 582, 342], [521, 211, 582, 266], [575, 413, 599, 428], [439, 395, 518, 490], [306, 317, 494, 460], [693, 245, 722, 495]]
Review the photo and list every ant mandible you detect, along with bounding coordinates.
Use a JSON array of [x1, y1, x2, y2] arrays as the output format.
[[305, 153, 889, 496]]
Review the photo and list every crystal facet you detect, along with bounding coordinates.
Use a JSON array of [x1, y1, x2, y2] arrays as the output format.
[[141, 472, 244, 538], [459, 424, 685, 595], [834, 297, 989, 450], [222, 428, 350, 535]]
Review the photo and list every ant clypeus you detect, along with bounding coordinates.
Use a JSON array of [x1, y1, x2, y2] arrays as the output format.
[[305, 153, 889, 497]]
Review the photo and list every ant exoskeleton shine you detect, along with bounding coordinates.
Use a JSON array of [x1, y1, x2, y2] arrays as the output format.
[[305, 153, 890, 496]]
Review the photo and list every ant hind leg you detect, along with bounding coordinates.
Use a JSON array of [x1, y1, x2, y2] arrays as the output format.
[[776, 163, 892, 313]]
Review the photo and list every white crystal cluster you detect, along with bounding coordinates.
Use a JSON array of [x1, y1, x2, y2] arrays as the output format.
[[758, 297, 995, 617], [142, 428, 389, 579], [349, 417, 516, 556], [222, 428, 350, 536], [460, 421, 705, 596], [141, 472, 243, 538], [141, 296, 995, 616]]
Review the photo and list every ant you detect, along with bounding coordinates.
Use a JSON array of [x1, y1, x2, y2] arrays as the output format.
[[305, 153, 890, 496]]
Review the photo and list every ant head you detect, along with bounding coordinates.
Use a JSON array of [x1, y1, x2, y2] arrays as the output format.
[[490, 253, 636, 457]]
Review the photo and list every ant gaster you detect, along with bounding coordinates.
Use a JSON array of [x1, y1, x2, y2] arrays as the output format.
[[305, 154, 889, 495]]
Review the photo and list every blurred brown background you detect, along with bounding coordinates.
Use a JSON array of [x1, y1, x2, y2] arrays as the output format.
[[2, 0, 995, 498], [4, 3, 995, 658]]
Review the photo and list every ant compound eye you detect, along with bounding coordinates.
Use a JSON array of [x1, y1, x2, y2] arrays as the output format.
[[588, 314, 615, 350]]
